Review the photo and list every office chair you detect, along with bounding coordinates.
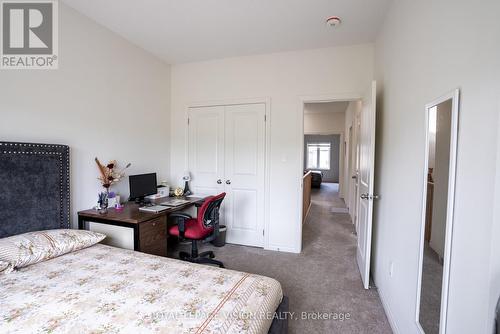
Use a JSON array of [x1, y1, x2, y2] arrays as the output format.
[[168, 193, 226, 268]]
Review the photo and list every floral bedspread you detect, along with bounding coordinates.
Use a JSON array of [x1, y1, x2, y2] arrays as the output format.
[[0, 244, 283, 334]]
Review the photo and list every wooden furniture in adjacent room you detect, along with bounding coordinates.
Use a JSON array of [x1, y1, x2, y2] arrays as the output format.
[[78, 199, 204, 257], [303, 171, 312, 223], [424, 168, 434, 242]]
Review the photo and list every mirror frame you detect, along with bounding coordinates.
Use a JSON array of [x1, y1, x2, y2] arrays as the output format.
[[415, 89, 460, 334]]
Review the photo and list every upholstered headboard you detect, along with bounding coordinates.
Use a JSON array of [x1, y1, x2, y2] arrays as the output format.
[[0, 142, 70, 238]]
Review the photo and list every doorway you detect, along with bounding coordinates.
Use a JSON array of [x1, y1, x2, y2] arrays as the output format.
[[301, 99, 359, 236], [299, 81, 378, 290]]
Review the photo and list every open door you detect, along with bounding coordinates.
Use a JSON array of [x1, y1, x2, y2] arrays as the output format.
[[356, 81, 377, 289]]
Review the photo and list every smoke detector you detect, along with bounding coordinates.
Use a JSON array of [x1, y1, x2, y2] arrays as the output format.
[[326, 16, 342, 28]]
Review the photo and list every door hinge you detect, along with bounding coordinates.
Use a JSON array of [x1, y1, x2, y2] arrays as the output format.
[[262, 229, 265, 236], [264, 115, 267, 122], [187, 117, 190, 125]]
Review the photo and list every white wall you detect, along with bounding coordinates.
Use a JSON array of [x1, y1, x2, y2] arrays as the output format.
[[304, 110, 346, 134], [373, 1, 500, 333], [0, 4, 171, 226], [303, 101, 348, 134], [170, 44, 374, 252]]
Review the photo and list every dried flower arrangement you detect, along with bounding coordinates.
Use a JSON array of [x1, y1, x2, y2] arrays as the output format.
[[95, 157, 131, 190]]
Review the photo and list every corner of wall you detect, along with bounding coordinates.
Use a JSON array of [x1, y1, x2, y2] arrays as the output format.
[[488, 95, 500, 332]]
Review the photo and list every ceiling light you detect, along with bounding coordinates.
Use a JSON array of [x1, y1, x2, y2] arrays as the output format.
[[326, 16, 342, 28]]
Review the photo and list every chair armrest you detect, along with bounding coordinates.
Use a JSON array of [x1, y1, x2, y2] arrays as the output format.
[[169, 213, 192, 239], [169, 213, 192, 220]]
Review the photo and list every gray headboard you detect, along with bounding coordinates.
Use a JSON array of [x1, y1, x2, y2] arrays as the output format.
[[0, 142, 70, 238]]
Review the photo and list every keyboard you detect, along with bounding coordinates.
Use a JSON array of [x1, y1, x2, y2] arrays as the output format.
[[138, 205, 169, 213], [159, 199, 191, 207]]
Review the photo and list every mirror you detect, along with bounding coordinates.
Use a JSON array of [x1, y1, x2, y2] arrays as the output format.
[[416, 89, 459, 334]]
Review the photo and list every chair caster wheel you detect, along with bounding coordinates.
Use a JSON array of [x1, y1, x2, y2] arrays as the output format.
[[179, 251, 189, 260]]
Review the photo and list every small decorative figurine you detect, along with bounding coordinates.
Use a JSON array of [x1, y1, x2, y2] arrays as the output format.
[[174, 187, 184, 197], [108, 191, 121, 208]]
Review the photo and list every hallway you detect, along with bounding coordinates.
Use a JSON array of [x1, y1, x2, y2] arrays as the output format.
[[301, 182, 390, 332], [172, 182, 392, 333]]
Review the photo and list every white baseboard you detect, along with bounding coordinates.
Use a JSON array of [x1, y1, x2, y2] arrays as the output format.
[[377, 286, 400, 334], [265, 244, 300, 253]]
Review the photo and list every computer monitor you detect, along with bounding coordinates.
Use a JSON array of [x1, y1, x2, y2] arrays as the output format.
[[129, 173, 157, 203]]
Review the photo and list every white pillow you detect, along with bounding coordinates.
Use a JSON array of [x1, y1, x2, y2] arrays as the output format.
[[0, 229, 105, 269], [0, 260, 13, 275]]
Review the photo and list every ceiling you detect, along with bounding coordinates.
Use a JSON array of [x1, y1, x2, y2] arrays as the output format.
[[304, 101, 350, 114], [62, 0, 392, 64]]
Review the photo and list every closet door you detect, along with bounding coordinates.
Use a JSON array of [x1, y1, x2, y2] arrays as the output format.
[[224, 104, 266, 247], [188, 106, 225, 197]]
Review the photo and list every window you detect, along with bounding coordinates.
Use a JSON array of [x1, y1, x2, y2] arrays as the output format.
[[307, 143, 331, 170]]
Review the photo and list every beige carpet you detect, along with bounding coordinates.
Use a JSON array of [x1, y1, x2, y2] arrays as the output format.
[[170, 182, 392, 333]]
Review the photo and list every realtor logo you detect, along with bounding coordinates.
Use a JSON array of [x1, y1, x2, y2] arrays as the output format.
[[1, 0, 58, 69]]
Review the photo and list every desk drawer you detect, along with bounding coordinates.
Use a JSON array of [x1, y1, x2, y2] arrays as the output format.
[[139, 217, 167, 257]]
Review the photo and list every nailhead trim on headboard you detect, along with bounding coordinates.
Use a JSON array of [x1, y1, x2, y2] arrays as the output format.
[[0, 142, 70, 235]]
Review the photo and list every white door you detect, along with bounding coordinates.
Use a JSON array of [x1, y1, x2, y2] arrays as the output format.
[[188, 106, 225, 196], [188, 103, 266, 247], [224, 104, 266, 247], [353, 112, 362, 233], [356, 81, 377, 289]]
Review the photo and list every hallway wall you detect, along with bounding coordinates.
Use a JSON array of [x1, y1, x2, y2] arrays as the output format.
[[304, 134, 340, 182], [373, 0, 500, 333], [303, 102, 347, 134]]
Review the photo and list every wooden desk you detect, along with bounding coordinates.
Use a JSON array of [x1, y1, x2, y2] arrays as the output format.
[[78, 198, 204, 257]]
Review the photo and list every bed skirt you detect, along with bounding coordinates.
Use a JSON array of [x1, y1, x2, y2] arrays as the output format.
[[268, 296, 289, 334]]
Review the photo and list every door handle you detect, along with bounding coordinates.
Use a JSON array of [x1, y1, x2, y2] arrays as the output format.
[[226, 180, 231, 185], [360, 193, 380, 200], [217, 179, 222, 184], [352, 175, 358, 179]]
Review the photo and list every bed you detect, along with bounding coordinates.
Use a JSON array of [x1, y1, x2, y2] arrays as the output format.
[[0, 142, 287, 334]]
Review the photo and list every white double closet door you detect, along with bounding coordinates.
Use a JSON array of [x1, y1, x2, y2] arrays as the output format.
[[188, 103, 266, 247]]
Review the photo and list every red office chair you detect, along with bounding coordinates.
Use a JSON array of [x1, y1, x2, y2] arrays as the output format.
[[168, 193, 226, 268]]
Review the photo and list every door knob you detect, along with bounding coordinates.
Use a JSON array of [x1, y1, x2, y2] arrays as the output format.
[[226, 180, 231, 185], [360, 193, 380, 200], [217, 179, 222, 184]]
